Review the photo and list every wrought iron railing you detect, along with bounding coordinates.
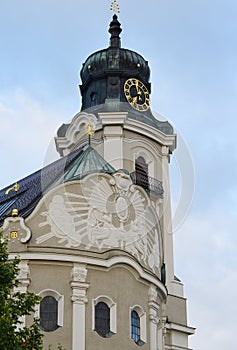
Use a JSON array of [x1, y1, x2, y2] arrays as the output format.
[[130, 172, 164, 198]]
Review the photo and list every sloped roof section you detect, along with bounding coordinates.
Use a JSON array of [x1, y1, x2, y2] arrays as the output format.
[[0, 145, 115, 224], [53, 145, 115, 185]]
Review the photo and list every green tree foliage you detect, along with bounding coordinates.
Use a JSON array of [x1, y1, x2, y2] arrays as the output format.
[[0, 231, 43, 350]]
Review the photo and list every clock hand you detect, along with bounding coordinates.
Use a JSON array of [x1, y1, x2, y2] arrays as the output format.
[[132, 95, 138, 103], [135, 88, 143, 102], [134, 81, 142, 101], [135, 80, 139, 91]]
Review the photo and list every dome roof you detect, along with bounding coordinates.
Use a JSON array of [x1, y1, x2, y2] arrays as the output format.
[[75, 15, 174, 136], [80, 47, 150, 89], [80, 14, 150, 87], [79, 15, 151, 111]]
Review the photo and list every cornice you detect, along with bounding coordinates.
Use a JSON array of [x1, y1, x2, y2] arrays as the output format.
[[9, 252, 167, 301], [55, 110, 176, 156], [166, 322, 196, 335]]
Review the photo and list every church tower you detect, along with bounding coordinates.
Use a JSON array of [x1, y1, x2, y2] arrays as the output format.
[[1, 5, 195, 350]]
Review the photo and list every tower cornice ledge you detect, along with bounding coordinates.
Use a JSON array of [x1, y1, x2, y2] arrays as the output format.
[[98, 111, 176, 152], [122, 117, 176, 153], [9, 252, 167, 302], [55, 111, 176, 156], [99, 111, 128, 125]]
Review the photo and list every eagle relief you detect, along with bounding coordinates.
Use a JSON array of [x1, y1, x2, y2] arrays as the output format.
[[36, 172, 161, 273]]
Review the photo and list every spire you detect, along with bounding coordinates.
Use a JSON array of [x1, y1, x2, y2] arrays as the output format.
[[109, 14, 122, 48]]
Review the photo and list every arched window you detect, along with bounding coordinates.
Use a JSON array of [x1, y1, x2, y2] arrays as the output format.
[[130, 306, 146, 346], [92, 296, 117, 337], [95, 302, 110, 337], [131, 310, 140, 344], [135, 156, 149, 191], [40, 296, 58, 332], [36, 289, 64, 333]]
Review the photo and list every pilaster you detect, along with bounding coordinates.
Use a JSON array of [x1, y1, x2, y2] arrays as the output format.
[[148, 285, 161, 350], [70, 264, 89, 350], [15, 261, 30, 328], [161, 145, 175, 291], [99, 112, 127, 169]]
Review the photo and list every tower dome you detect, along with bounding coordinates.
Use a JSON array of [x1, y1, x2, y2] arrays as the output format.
[[80, 15, 150, 110], [78, 14, 173, 134]]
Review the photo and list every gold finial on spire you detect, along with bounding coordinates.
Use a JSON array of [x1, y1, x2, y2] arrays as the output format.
[[5, 183, 20, 195], [86, 118, 95, 137], [85, 118, 95, 145], [110, 0, 120, 14]]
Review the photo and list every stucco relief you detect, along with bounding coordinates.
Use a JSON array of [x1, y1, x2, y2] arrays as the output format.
[[3, 216, 32, 244], [36, 172, 161, 273]]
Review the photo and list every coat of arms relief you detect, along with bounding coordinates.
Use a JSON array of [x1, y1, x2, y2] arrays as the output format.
[[36, 172, 161, 274]]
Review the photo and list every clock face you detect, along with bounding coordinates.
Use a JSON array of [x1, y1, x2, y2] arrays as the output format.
[[124, 78, 150, 112]]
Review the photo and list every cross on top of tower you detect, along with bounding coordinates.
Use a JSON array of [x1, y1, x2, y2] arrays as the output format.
[[110, 0, 120, 14]]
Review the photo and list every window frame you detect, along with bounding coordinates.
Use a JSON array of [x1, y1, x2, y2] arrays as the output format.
[[134, 149, 155, 178], [94, 301, 110, 337], [35, 289, 64, 331], [92, 296, 117, 336], [39, 295, 59, 332], [130, 305, 147, 345]]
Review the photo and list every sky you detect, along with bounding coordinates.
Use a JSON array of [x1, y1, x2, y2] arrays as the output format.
[[1, 0, 237, 348]]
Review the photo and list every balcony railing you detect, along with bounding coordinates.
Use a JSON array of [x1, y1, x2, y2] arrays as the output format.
[[130, 172, 164, 198]]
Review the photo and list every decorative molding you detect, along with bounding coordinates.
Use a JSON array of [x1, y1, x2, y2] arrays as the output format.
[[3, 216, 31, 244], [14, 260, 30, 329], [10, 252, 167, 301], [70, 264, 89, 304], [55, 112, 98, 155], [35, 289, 64, 327], [123, 118, 176, 152], [130, 305, 147, 343], [165, 322, 196, 335], [125, 136, 162, 157], [148, 285, 161, 350], [70, 264, 89, 350], [148, 285, 161, 325], [71, 265, 88, 283], [92, 295, 117, 334], [17, 261, 30, 288], [99, 112, 128, 125], [55, 110, 176, 156]]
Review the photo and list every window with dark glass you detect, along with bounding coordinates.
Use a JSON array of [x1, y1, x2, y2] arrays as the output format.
[[40, 296, 59, 332], [95, 302, 110, 337], [135, 156, 149, 191], [131, 310, 142, 345]]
